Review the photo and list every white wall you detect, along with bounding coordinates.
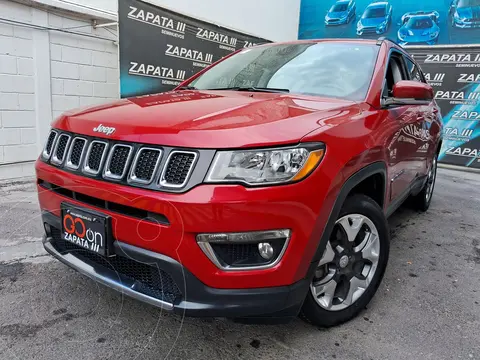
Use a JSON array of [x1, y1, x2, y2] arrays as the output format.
[[43, 0, 302, 41], [0, 1, 119, 180]]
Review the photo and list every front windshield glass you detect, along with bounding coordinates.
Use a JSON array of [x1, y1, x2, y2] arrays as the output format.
[[363, 7, 386, 18], [331, 3, 348, 12], [188, 43, 379, 101], [407, 17, 433, 29]]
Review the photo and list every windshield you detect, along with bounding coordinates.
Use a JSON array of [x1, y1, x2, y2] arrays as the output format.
[[458, 0, 480, 7], [363, 6, 386, 18], [331, 3, 348, 12], [407, 17, 433, 29], [188, 43, 379, 101]]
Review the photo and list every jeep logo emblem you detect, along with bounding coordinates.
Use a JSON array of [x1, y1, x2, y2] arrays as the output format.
[[93, 124, 116, 136]]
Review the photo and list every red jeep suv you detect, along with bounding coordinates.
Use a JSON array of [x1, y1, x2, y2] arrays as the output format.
[[36, 39, 442, 327]]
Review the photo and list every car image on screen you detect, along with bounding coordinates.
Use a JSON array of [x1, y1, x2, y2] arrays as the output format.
[[398, 11, 440, 45], [356, 2, 393, 36], [325, 0, 357, 25], [450, 0, 480, 28]]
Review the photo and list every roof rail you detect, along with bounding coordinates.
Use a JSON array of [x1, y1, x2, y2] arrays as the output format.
[[376, 36, 403, 48]]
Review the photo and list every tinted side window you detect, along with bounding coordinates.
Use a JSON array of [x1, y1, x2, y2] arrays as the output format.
[[405, 57, 424, 82]]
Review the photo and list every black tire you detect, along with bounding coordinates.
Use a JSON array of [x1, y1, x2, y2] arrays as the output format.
[[410, 155, 437, 212], [300, 194, 390, 328]]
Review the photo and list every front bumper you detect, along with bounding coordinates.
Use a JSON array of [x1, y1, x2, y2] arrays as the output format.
[[36, 158, 334, 288], [398, 37, 438, 46], [454, 20, 480, 28], [42, 211, 309, 319], [325, 18, 348, 25], [357, 26, 385, 36]]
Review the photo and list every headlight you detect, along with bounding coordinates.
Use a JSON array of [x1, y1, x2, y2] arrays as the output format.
[[357, 20, 362, 29], [430, 31, 439, 38], [408, 29, 414, 36], [454, 13, 465, 22], [205, 144, 325, 186], [378, 21, 387, 29]]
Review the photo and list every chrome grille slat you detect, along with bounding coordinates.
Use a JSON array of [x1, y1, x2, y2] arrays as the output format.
[[51, 134, 71, 165], [129, 148, 163, 185], [83, 141, 108, 175], [66, 137, 87, 170], [103, 144, 133, 180], [159, 151, 197, 188], [44, 131, 202, 191], [42, 130, 58, 159]]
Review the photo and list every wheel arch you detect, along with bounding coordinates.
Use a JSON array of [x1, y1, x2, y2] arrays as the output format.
[[307, 162, 387, 273]]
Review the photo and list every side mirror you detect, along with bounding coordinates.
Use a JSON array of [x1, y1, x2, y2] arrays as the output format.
[[383, 80, 434, 107]]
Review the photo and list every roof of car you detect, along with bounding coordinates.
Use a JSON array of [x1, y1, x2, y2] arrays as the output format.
[[257, 39, 379, 47]]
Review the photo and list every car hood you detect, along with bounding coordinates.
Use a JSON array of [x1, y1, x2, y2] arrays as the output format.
[[457, 6, 480, 19], [326, 11, 347, 18], [359, 17, 385, 27], [54, 90, 361, 149]]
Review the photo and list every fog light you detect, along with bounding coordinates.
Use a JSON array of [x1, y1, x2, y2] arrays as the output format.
[[258, 242, 274, 260], [196, 229, 291, 271]]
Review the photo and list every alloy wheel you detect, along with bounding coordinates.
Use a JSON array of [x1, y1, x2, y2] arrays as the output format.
[[425, 157, 437, 202], [310, 214, 380, 311]]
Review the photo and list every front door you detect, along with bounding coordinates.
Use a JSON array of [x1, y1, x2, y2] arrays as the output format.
[[382, 52, 425, 202]]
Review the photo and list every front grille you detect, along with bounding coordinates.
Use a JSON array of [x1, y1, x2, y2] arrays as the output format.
[[43, 130, 58, 158], [104, 145, 132, 179], [67, 138, 86, 169], [360, 27, 377, 33], [52, 134, 70, 164], [51, 228, 181, 304], [473, 8, 480, 21], [85, 141, 107, 174], [161, 151, 196, 187], [41, 130, 209, 192], [130, 148, 162, 184]]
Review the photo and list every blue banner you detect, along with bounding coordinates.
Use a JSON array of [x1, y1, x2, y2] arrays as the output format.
[[299, 0, 480, 46]]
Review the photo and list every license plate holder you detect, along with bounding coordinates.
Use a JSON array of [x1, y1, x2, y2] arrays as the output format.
[[61, 203, 113, 257]]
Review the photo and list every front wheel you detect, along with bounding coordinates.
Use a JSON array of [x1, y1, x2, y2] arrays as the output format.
[[300, 194, 390, 328]]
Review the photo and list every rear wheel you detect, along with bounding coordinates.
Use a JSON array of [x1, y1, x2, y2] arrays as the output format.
[[300, 194, 390, 328], [410, 155, 437, 212]]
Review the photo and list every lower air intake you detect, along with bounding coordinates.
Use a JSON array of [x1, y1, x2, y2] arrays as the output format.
[[51, 228, 182, 304]]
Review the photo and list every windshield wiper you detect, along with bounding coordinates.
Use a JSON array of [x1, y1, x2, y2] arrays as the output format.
[[206, 86, 290, 94], [177, 85, 198, 90]]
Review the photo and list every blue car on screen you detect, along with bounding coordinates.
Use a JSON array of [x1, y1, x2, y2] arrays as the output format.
[[325, 0, 356, 25], [450, 0, 480, 28], [398, 11, 440, 45], [356, 2, 393, 36]]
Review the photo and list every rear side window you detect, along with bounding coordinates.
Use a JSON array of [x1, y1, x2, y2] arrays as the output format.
[[404, 57, 424, 83]]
